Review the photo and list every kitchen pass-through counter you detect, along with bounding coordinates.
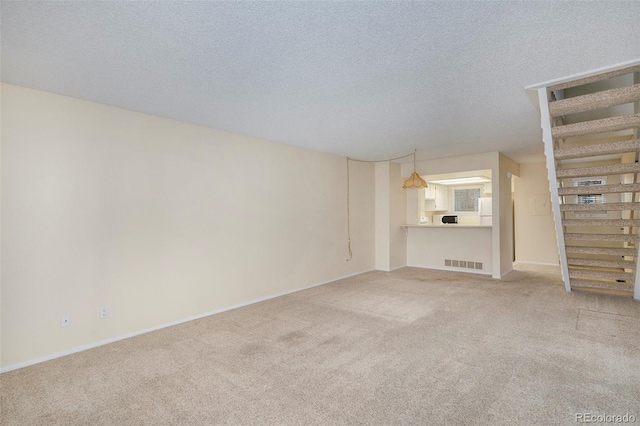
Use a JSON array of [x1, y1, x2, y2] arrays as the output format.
[[402, 224, 493, 275], [403, 224, 492, 228]]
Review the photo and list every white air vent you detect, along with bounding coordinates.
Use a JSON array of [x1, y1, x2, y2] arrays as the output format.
[[444, 260, 483, 270]]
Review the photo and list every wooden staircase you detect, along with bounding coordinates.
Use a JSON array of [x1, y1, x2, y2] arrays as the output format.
[[529, 60, 640, 299]]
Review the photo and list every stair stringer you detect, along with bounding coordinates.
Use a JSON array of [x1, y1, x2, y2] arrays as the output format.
[[635, 70, 640, 300], [538, 87, 571, 291]]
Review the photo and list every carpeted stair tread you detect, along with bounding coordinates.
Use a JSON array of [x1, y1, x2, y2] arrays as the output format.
[[548, 64, 640, 91], [560, 202, 640, 212], [554, 139, 640, 160], [549, 84, 640, 117], [562, 218, 640, 227], [570, 279, 634, 292], [558, 183, 640, 196], [564, 233, 639, 242], [569, 268, 635, 281], [565, 246, 636, 256], [539, 64, 640, 299], [551, 113, 640, 139], [567, 257, 636, 269], [556, 162, 640, 179]]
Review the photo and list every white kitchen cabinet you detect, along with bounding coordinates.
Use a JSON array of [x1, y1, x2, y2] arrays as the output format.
[[424, 184, 449, 211], [436, 185, 448, 210], [424, 184, 436, 200]]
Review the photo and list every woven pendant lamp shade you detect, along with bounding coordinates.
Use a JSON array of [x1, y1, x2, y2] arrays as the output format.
[[402, 150, 428, 189], [403, 172, 428, 189]]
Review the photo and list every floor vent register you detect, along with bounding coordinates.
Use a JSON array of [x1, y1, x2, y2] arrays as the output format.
[[445, 259, 483, 270]]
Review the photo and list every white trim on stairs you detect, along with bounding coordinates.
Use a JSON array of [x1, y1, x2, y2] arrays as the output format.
[[538, 87, 571, 292], [525, 58, 640, 91], [524, 59, 640, 112]]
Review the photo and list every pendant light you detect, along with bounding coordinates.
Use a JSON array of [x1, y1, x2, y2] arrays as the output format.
[[402, 149, 428, 189]]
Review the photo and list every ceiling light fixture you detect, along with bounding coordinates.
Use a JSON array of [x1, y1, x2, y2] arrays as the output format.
[[402, 150, 428, 189], [429, 176, 491, 185]]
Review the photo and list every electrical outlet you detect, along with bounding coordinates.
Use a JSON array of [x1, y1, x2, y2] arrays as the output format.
[[100, 307, 109, 319], [60, 314, 71, 328]]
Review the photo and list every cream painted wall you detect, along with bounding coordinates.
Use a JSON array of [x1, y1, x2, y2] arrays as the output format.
[[389, 163, 406, 270], [374, 162, 406, 271], [498, 153, 520, 277], [513, 162, 559, 265], [374, 163, 391, 271], [0, 83, 375, 369]]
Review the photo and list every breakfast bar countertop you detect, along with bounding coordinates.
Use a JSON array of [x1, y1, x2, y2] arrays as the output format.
[[402, 224, 492, 228]]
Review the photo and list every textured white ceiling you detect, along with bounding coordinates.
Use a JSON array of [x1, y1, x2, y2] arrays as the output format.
[[2, 2, 639, 163]]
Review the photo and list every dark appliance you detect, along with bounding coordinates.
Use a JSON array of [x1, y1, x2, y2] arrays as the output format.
[[441, 215, 458, 224]]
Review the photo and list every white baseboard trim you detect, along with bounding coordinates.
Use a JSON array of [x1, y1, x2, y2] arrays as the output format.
[[1, 268, 374, 374], [375, 265, 407, 272], [499, 268, 514, 279], [406, 264, 492, 276], [513, 260, 560, 267], [389, 265, 406, 272]]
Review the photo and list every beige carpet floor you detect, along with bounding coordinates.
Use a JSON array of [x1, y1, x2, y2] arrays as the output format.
[[2, 265, 639, 425]]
